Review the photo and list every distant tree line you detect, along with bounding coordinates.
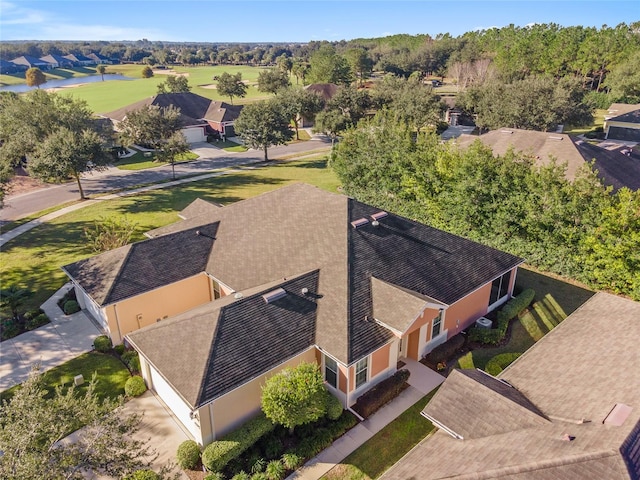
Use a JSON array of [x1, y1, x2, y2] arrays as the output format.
[[331, 112, 640, 301]]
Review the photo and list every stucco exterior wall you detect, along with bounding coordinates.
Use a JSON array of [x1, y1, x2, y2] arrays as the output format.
[[105, 274, 212, 344], [207, 348, 317, 441], [445, 282, 491, 335], [371, 343, 391, 377]]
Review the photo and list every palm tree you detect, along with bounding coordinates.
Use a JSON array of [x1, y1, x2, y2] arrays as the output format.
[[96, 64, 106, 81], [0, 285, 33, 322]]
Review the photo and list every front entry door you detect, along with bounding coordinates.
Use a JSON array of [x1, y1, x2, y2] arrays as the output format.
[[407, 329, 420, 360]]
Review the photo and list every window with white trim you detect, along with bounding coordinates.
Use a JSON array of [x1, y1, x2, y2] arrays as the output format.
[[431, 310, 443, 339], [355, 357, 368, 389], [325, 355, 338, 388], [489, 271, 512, 306]]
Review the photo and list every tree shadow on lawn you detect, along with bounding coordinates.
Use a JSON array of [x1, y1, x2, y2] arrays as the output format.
[[294, 159, 330, 169]]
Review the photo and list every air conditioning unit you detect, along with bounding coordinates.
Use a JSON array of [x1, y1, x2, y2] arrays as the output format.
[[475, 317, 492, 329]]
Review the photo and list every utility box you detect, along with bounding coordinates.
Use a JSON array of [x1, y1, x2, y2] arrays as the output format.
[[74, 374, 84, 386], [475, 317, 492, 329]]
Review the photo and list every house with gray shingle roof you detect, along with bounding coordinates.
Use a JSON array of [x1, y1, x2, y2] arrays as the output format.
[[454, 128, 640, 191], [604, 104, 640, 143], [10, 55, 53, 70], [383, 292, 640, 480], [62, 183, 523, 444], [102, 92, 243, 143]]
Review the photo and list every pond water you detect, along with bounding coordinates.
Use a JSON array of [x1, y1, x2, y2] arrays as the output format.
[[0, 74, 134, 93]]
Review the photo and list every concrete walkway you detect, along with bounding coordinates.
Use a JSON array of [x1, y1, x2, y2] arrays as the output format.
[[0, 283, 103, 390], [288, 361, 444, 480]]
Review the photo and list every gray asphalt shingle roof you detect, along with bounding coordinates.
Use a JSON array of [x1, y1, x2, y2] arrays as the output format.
[[382, 292, 640, 480]]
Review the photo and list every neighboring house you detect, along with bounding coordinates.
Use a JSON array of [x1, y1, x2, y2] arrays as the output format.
[[455, 128, 640, 191], [10, 55, 53, 70], [62, 183, 523, 444], [102, 92, 243, 143], [0, 59, 25, 74], [300, 83, 339, 127], [85, 52, 112, 64], [604, 104, 640, 142], [63, 53, 95, 66], [382, 292, 640, 480], [39, 54, 74, 69]]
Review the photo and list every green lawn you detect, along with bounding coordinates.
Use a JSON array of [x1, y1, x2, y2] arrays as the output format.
[[60, 65, 272, 113], [210, 138, 249, 152], [456, 266, 595, 371], [0, 157, 338, 314], [321, 390, 437, 480], [0, 351, 130, 401], [115, 150, 199, 171], [0, 66, 100, 86], [563, 108, 607, 134]]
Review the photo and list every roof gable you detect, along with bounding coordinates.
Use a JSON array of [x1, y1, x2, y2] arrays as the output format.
[[608, 109, 640, 124]]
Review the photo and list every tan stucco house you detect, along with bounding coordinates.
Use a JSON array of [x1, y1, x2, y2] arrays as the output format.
[[63, 184, 523, 445], [383, 292, 640, 479]]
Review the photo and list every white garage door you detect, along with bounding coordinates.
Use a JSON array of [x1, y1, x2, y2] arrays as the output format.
[[149, 365, 202, 443], [182, 127, 206, 144]]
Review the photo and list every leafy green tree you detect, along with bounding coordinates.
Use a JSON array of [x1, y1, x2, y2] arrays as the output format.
[[275, 87, 324, 140], [344, 48, 373, 86], [327, 86, 371, 125], [141, 66, 154, 78], [0, 368, 156, 480], [25, 67, 46, 89], [96, 64, 106, 81], [29, 127, 111, 199], [257, 69, 291, 95], [291, 61, 309, 85], [0, 285, 33, 323], [234, 99, 293, 161], [308, 45, 353, 85], [605, 50, 640, 103], [313, 110, 349, 148], [276, 54, 293, 75], [118, 104, 183, 150], [156, 131, 189, 180], [216, 72, 247, 104], [261, 362, 327, 434], [156, 75, 191, 94]]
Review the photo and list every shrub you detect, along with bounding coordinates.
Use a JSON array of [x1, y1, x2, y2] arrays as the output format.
[[325, 392, 343, 421], [281, 453, 302, 470], [251, 458, 266, 474], [423, 334, 465, 365], [123, 470, 160, 480], [114, 344, 126, 355], [93, 335, 112, 352], [485, 353, 522, 376], [251, 474, 268, 480], [468, 289, 536, 346], [352, 369, 410, 419], [231, 473, 250, 480], [63, 300, 80, 315], [24, 308, 44, 320], [177, 439, 201, 470], [0, 319, 19, 341], [260, 433, 283, 459], [26, 313, 49, 330], [265, 460, 284, 480], [202, 413, 275, 472], [122, 350, 141, 372], [125, 376, 147, 397], [204, 474, 225, 480]]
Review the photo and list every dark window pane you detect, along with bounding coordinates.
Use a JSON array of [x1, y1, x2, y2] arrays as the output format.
[[499, 271, 512, 298], [490, 276, 501, 305], [325, 368, 337, 388]]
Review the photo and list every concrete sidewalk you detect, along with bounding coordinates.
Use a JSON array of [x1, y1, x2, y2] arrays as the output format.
[[288, 360, 445, 479], [0, 283, 103, 391]]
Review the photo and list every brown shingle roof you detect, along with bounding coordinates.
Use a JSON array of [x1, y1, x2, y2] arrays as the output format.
[[102, 92, 242, 124], [178, 198, 221, 220], [382, 292, 640, 480], [65, 183, 522, 364], [455, 128, 640, 190], [304, 83, 338, 102]]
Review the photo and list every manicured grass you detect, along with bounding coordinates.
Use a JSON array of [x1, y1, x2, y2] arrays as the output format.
[[456, 265, 594, 371], [0, 157, 337, 314], [210, 139, 248, 152], [115, 150, 198, 170], [321, 390, 437, 480], [0, 351, 130, 401], [563, 109, 606, 134], [290, 129, 312, 142], [61, 65, 271, 114]]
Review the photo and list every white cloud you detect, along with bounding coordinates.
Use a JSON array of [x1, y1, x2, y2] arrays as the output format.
[[0, 1, 47, 25], [39, 23, 174, 41]]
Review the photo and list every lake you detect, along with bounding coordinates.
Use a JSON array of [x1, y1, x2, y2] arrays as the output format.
[[0, 74, 134, 93]]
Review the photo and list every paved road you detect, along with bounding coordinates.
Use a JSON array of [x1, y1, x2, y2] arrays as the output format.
[[0, 137, 331, 223]]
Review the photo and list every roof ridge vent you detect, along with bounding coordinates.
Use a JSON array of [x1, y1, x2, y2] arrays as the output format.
[[351, 218, 369, 229], [262, 287, 287, 304], [548, 135, 564, 140]]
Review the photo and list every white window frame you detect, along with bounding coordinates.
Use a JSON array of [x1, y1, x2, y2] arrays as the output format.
[[355, 357, 368, 389], [324, 355, 338, 389], [431, 310, 443, 339], [489, 270, 512, 308]]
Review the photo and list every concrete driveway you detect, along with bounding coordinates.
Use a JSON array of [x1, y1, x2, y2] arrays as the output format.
[[0, 284, 103, 391]]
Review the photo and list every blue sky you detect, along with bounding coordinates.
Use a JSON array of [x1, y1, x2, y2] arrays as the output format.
[[1, 1, 638, 43]]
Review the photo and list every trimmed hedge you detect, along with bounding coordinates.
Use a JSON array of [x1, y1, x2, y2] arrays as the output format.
[[93, 335, 112, 352], [202, 413, 275, 472], [325, 392, 343, 421], [423, 334, 465, 365], [114, 344, 126, 355], [26, 313, 49, 330], [122, 350, 140, 373], [468, 289, 535, 345], [485, 353, 522, 376], [63, 300, 80, 315], [123, 470, 160, 480], [125, 375, 147, 397], [176, 439, 201, 470], [353, 369, 410, 419]]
